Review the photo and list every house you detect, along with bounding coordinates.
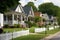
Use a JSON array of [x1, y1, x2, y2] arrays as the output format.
[[34, 12, 42, 17], [49, 16, 58, 26], [41, 13, 50, 25], [3, 4, 34, 26], [3, 4, 27, 26], [34, 12, 44, 26], [23, 6, 34, 21], [41, 13, 58, 26], [0, 13, 3, 28]]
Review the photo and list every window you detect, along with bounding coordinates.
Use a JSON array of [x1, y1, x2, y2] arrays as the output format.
[[14, 15, 17, 20], [8, 15, 12, 20], [4, 15, 6, 21]]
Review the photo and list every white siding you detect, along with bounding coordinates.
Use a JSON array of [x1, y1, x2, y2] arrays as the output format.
[[15, 5, 22, 13], [0, 13, 3, 28]]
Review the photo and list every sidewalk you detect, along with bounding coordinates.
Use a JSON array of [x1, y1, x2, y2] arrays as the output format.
[[41, 31, 60, 40]]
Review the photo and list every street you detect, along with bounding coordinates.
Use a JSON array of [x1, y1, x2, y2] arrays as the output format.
[[49, 32, 60, 40]]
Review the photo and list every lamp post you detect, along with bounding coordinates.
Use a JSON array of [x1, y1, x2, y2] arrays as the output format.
[[45, 24, 47, 35]]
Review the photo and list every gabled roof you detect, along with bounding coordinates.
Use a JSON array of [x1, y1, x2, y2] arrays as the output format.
[[23, 6, 32, 16], [10, 4, 23, 13]]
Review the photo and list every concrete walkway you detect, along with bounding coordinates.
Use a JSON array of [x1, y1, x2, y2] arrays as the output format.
[[41, 31, 60, 40]]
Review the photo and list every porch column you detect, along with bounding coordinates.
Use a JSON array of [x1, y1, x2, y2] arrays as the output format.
[[21, 15, 23, 21], [6, 15, 8, 23], [24, 16, 26, 21], [12, 14, 14, 25], [17, 15, 19, 24], [27, 17, 28, 21]]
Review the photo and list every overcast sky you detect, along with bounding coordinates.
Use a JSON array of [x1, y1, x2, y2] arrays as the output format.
[[19, 0, 60, 7]]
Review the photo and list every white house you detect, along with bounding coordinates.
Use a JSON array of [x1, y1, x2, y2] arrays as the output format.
[[0, 13, 3, 28], [3, 4, 27, 26], [3, 4, 34, 26], [23, 6, 34, 21]]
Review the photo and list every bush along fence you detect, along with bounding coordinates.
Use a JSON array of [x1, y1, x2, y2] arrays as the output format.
[[0, 30, 29, 40]]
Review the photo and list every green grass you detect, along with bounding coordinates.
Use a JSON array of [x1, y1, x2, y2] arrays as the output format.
[[13, 28, 60, 40], [3, 28, 28, 33], [13, 34, 46, 40]]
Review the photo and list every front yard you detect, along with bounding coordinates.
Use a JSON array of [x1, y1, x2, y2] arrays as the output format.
[[3, 28, 28, 33], [13, 28, 60, 40]]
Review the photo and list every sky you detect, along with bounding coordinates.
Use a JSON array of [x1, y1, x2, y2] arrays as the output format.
[[19, 0, 60, 7]]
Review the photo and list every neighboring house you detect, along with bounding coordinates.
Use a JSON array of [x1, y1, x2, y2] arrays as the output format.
[[34, 12, 44, 26], [34, 12, 42, 17], [34, 12, 58, 26], [41, 13, 58, 26], [23, 6, 34, 21], [40, 13, 50, 25], [49, 16, 58, 25], [4, 4, 27, 26]]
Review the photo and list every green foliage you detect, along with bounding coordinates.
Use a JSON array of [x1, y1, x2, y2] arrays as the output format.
[[32, 23, 37, 27], [0, 0, 19, 13], [38, 3, 59, 16], [29, 27, 35, 33], [38, 3, 60, 25], [25, 21, 33, 28], [3, 28, 28, 33], [34, 16, 41, 23], [56, 8, 60, 25], [25, 2, 38, 12], [14, 24, 20, 28], [3, 24, 9, 28]]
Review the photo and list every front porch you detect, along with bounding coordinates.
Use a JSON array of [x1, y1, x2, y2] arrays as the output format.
[[4, 11, 27, 26]]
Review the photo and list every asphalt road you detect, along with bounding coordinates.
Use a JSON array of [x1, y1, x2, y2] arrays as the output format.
[[49, 32, 60, 40]]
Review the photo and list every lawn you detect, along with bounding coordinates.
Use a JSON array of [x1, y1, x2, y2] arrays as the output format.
[[3, 28, 28, 33], [13, 28, 60, 40], [12, 34, 46, 40]]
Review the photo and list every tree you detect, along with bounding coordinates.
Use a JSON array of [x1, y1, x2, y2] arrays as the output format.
[[34, 16, 42, 27], [25, 2, 38, 12], [56, 8, 60, 25], [0, 0, 19, 13], [38, 3, 59, 16]]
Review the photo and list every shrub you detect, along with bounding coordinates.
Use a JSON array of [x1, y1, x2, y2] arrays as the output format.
[[25, 21, 32, 28], [3, 24, 9, 28], [14, 24, 20, 28], [29, 27, 35, 33], [32, 23, 37, 27], [0, 28, 3, 34]]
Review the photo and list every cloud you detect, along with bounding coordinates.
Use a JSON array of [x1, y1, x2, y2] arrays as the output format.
[[19, 0, 60, 7], [19, 0, 29, 6], [51, 0, 60, 6], [43, 0, 51, 3]]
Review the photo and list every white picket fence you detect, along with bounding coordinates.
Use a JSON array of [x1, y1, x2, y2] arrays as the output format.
[[35, 26, 59, 33], [0, 30, 29, 40], [0, 26, 59, 40]]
